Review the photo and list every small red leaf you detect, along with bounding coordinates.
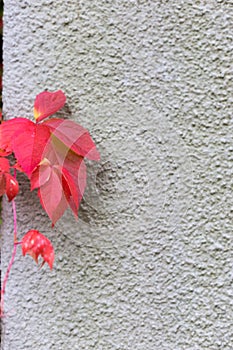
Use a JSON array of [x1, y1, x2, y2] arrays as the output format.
[[21, 230, 54, 269], [5, 173, 19, 201], [34, 90, 66, 122]]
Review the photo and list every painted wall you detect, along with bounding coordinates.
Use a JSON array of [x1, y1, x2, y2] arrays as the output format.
[[2, 1, 233, 349]]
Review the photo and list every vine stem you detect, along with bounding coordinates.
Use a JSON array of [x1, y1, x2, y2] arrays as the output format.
[[0, 170, 20, 317]]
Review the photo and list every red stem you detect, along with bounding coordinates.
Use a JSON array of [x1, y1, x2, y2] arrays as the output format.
[[1, 170, 19, 317]]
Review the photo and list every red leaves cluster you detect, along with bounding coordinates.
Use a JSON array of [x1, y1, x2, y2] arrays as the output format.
[[0, 90, 100, 270], [21, 230, 54, 269], [0, 90, 100, 225]]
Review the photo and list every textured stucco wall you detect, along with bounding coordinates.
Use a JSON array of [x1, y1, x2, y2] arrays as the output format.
[[1, 1, 233, 349]]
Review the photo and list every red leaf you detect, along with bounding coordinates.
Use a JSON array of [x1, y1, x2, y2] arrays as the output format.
[[38, 165, 69, 225], [21, 230, 54, 269], [5, 173, 19, 201], [30, 136, 86, 224], [34, 90, 66, 122], [44, 119, 100, 160], [29, 137, 86, 224], [12, 123, 51, 176], [0, 118, 32, 156]]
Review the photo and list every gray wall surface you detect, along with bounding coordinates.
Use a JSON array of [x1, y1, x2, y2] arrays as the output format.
[[1, 0, 233, 349]]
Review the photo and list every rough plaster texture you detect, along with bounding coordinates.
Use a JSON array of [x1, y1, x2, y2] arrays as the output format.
[[1, 0, 233, 349]]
